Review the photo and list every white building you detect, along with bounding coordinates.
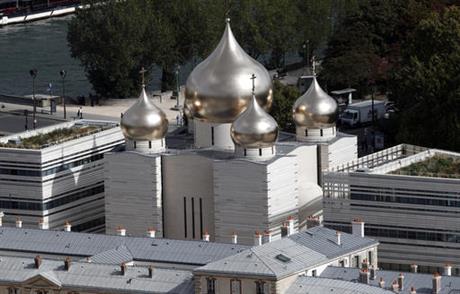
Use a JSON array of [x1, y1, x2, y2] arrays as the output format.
[[322, 144, 460, 275], [0, 120, 124, 232], [105, 19, 357, 245]]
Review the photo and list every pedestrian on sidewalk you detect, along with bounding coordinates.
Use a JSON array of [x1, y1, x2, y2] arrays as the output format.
[[77, 107, 83, 119]]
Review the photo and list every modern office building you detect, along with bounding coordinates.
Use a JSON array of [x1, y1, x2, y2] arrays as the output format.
[[104, 19, 357, 245], [0, 120, 124, 232], [322, 144, 460, 275]]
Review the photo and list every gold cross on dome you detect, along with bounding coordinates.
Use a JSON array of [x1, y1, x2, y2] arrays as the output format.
[[139, 67, 147, 86], [250, 73, 256, 94]]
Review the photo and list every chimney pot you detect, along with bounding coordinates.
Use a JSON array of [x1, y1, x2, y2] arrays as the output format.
[[359, 269, 370, 284], [64, 221, 71, 232], [306, 215, 320, 229], [379, 277, 385, 288], [117, 226, 126, 236], [398, 273, 404, 291], [444, 264, 452, 276], [370, 265, 376, 280], [34, 255, 42, 269], [203, 231, 210, 242], [392, 280, 399, 292], [254, 231, 262, 246], [16, 217, 22, 228], [64, 257, 71, 271], [263, 230, 272, 244], [121, 263, 127, 275], [410, 264, 418, 273], [433, 272, 441, 294], [352, 218, 365, 237], [336, 231, 342, 246], [0, 211, 4, 227], [147, 228, 156, 238], [287, 216, 295, 236], [148, 266, 154, 278], [231, 232, 238, 244], [410, 286, 417, 294], [361, 259, 369, 270]]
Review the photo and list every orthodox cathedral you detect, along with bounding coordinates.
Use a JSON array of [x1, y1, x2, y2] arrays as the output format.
[[104, 19, 357, 245]]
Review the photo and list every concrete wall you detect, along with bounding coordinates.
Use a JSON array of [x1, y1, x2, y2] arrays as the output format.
[[104, 151, 163, 236]]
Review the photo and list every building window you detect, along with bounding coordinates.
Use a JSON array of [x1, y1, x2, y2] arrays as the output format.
[[35, 291, 48, 294], [354, 255, 360, 267], [259, 148, 262, 156], [339, 260, 345, 267], [191, 197, 196, 239], [255, 281, 268, 294], [149, 141, 152, 149], [206, 277, 216, 294], [305, 129, 308, 136], [183, 197, 187, 238], [311, 269, 317, 277], [244, 149, 247, 156], [211, 127, 215, 146], [133, 141, 137, 149], [368, 250, 373, 265], [8, 288, 19, 294], [320, 129, 324, 136], [230, 279, 241, 294]]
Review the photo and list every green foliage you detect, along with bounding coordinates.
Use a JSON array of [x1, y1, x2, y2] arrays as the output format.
[[269, 80, 299, 132], [391, 155, 460, 178], [391, 7, 460, 151]]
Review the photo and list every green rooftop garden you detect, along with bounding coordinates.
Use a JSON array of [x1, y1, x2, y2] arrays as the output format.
[[0, 125, 110, 149], [391, 155, 460, 179]]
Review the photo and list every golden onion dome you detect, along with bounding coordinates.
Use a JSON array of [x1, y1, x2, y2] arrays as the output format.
[[120, 86, 168, 141], [185, 19, 273, 123], [231, 90, 278, 149], [292, 77, 338, 128]]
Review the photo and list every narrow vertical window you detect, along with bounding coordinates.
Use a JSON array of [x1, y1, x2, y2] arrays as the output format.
[[244, 149, 247, 156], [191, 197, 196, 239], [231, 279, 241, 294], [259, 148, 262, 156], [255, 281, 267, 294], [320, 129, 324, 136], [305, 129, 308, 136], [211, 127, 215, 146], [207, 278, 216, 294], [368, 251, 373, 265], [183, 197, 187, 238], [199, 198, 203, 238], [133, 141, 137, 149], [149, 141, 152, 149]]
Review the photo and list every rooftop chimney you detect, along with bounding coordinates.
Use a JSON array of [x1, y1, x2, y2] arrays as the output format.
[[34, 255, 42, 269], [433, 273, 441, 294], [64, 221, 71, 232], [352, 218, 365, 237], [147, 228, 156, 238], [410, 286, 417, 294], [336, 231, 342, 246], [391, 280, 399, 292], [379, 277, 385, 288], [64, 257, 71, 271], [398, 273, 404, 291], [306, 215, 320, 229], [16, 217, 22, 228], [121, 263, 127, 276], [263, 230, 272, 244], [148, 266, 154, 278], [254, 231, 262, 246], [370, 265, 377, 280], [359, 269, 370, 284], [117, 226, 126, 236], [287, 216, 295, 236], [0, 211, 4, 227], [361, 259, 369, 270], [231, 232, 238, 244], [202, 231, 210, 242], [38, 218, 48, 230], [444, 264, 452, 276], [410, 264, 418, 273]]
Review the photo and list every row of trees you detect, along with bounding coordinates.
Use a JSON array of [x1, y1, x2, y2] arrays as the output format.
[[320, 0, 460, 151], [68, 0, 342, 98]]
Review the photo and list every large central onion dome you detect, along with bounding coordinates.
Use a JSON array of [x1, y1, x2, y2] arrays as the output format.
[[231, 88, 278, 148], [120, 86, 168, 141], [292, 77, 338, 128], [185, 19, 273, 123]]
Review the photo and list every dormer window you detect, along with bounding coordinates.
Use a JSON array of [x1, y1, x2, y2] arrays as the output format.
[[255, 281, 268, 294]]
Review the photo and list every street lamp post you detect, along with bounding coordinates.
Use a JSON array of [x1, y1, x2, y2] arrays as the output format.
[[60, 70, 67, 119], [29, 69, 38, 130], [175, 65, 180, 109]]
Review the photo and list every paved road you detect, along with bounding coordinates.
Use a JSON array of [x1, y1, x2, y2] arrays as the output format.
[[0, 111, 64, 135]]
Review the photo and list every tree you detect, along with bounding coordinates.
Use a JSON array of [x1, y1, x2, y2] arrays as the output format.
[[390, 7, 460, 151], [269, 80, 299, 132]]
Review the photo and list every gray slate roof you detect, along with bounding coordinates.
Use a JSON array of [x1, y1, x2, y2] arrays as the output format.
[[195, 227, 378, 279], [320, 266, 460, 294], [0, 256, 192, 294], [0, 227, 249, 266], [287, 276, 394, 294]]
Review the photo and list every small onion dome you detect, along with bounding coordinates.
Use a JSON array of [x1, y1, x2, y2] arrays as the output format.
[[231, 94, 278, 148], [292, 77, 338, 128], [121, 87, 168, 141], [185, 18, 272, 123]]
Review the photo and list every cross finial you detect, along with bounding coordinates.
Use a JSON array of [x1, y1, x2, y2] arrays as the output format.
[[250, 74, 256, 94], [139, 67, 147, 87]]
